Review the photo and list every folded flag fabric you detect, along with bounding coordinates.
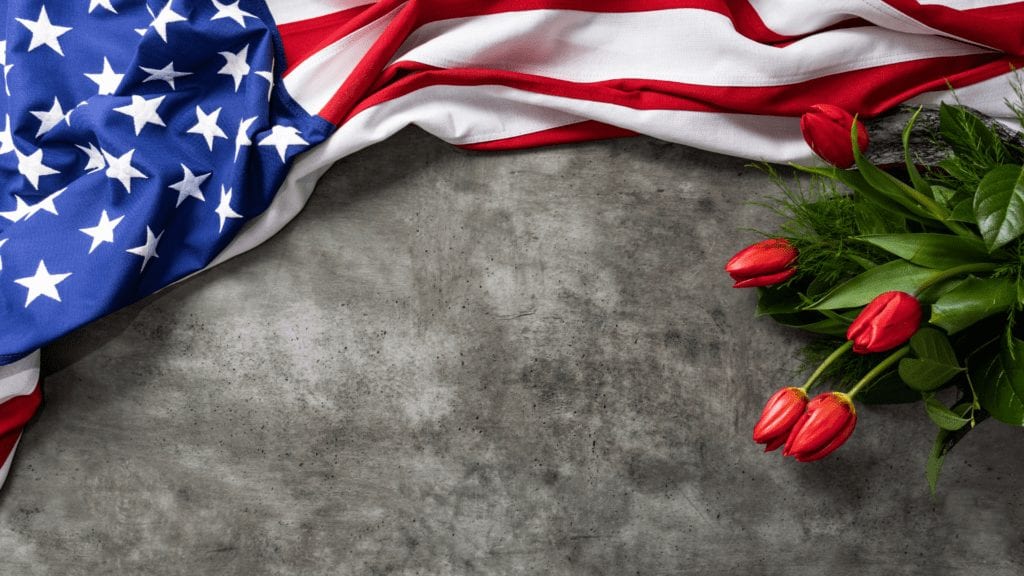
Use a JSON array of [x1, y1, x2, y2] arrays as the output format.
[[0, 0, 1022, 489]]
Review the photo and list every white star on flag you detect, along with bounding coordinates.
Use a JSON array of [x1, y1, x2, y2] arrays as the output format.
[[64, 101, 87, 127], [126, 227, 162, 271], [149, 1, 187, 43], [235, 116, 258, 161], [80, 210, 124, 254], [114, 95, 166, 135], [85, 57, 124, 95], [0, 41, 12, 96], [140, 62, 191, 90], [30, 97, 67, 138], [169, 164, 210, 207], [15, 260, 72, 307], [76, 142, 106, 172], [135, 4, 155, 36], [89, 0, 118, 14], [255, 69, 274, 100], [22, 188, 66, 221], [0, 197, 30, 223], [215, 186, 242, 232], [212, 1, 256, 28], [218, 45, 250, 92], [0, 192, 61, 223], [16, 6, 73, 57], [0, 115, 16, 154], [187, 105, 227, 150], [102, 148, 147, 193], [15, 147, 59, 190], [259, 125, 309, 161]]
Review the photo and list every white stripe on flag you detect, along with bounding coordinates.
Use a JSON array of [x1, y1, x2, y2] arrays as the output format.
[[0, 350, 40, 405], [748, 0, 959, 38], [283, 2, 406, 114], [914, 0, 1023, 7], [391, 9, 988, 87]]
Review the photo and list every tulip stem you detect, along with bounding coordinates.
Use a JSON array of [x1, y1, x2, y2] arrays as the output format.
[[847, 345, 911, 399], [800, 341, 854, 392], [915, 263, 1001, 296]]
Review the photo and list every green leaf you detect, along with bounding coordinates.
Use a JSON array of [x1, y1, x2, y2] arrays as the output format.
[[929, 276, 1016, 334], [809, 260, 937, 310], [768, 312, 849, 336], [755, 286, 803, 316], [902, 107, 932, 196], [909, 327, 958, 365], [948, 198, 976, 223], [926, 430, 947, 494], [923, 396, 971, 431], [939, 102, 1007, 162], [852, 119, 938, 221], [899, 359, 961, 391], [931, 186, 958, 211], [855, 234, 988, 269], [970, 336, 1024, 425], [973, 164, 1024, 252], [926, 418, 978, 494], [856, 369, 921, 405]]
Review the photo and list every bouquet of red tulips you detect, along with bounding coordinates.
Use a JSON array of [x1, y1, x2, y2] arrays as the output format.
[[728, 98, 1024, 490]]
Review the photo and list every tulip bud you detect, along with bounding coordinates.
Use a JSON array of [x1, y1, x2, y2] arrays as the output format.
[[846, 291, 922, 354], [800, 104, 869, 168], [724, 238, 798, 288], [753, 387, 808, 452], [783, 391, 856, 462]]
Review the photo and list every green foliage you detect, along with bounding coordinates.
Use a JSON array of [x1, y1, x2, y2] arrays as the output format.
[[898, 328, 963, 392], [974, 164, 1024, 252], [809, 260, 937, 310], [930, 277, 1016, 334], [754, 167, 891, 290], [747, 95, 1024, 490], [970, 336, 1024, 425], [855, 234, 987, 269]]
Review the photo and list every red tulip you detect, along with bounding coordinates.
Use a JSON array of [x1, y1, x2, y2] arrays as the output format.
[[783, 392, 856, 462], [725, 238, 798, 288], [753, 387, 808, 452], [846, 291, 922, 354], [800, 104, 869, 168]]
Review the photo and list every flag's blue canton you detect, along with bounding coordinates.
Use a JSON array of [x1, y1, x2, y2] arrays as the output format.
[[0, 1, 333, 364]]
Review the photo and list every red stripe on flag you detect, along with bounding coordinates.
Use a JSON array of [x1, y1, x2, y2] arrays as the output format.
[[0, 380, 42, 438], [279, 0, 873, 113], [459, 120, 638, 151], [0, 379, 42, 478], [343, 53, 1020, 127], [881, 0, 1024, 56], [276, 4, 373, 73], [0, 429, 20, 475]]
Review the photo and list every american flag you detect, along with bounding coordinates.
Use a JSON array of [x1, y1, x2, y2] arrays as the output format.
[[0, 0, 1021, 489]]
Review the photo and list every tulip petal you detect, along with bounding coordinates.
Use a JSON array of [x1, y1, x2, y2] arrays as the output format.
[[784, 392, 855, 457], [848, 291, 922, 354], [800, 104, 868, 168], [725, 239, 798, 288], [753, 387, 807, 443], [764, 434, 787, 452], [733, 268, 796, 288], [795, 414, 857, 462]]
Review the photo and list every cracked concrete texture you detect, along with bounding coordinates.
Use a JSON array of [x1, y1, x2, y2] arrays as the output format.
[[1, 129, 1022, 575]]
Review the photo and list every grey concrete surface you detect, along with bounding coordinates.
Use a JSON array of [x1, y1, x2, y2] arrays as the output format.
[[0, 129, 1022, 575]]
